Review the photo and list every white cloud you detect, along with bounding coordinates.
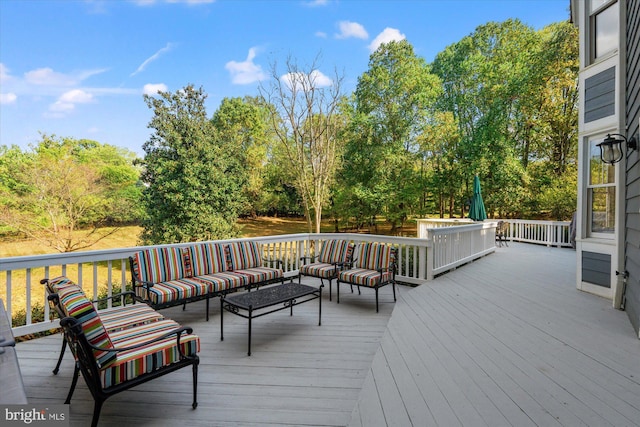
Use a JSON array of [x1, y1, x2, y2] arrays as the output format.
[[304, 0, 328, 7], [368, 27, 406, 52], [281, 70, 332, 90], [59, 89, 94, 104], [225, 47, 267, 85], [131, 43, 175, 77], [0, 93, 17, 104], [0, 63, 13, 83], [47, 89, 94, 117], [25, 67, 77, 86], [335, 21, 368, 40], [143, 83, 168, 95], [315, 31, 328, 38], [23, 67, 107, 87]]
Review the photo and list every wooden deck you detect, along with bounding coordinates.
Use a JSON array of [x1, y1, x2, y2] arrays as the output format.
[[14, 243, 640, 426]]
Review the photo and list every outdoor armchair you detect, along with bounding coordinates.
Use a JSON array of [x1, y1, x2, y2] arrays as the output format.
[[337, 242, 397, 312], [299, 239, 354, 300]]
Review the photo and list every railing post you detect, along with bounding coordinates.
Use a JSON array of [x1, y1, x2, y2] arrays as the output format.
[[426, 244, 434, 280], [418, 245, 427, 280]]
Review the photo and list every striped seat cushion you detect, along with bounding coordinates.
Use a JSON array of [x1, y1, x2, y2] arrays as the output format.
[[132, 247, 187, 284], [98, 304, 165, 333], [226, 241, 262, 270], [57, 286, 116, 369], [339, 268, 393, 288], [193, 272, 248, 293], [100, 330, 200, 389], [139, 278, 210, 305], [353, 242, 393, 271], [107, 318, 182, 345], [300, 262, 339, 279], [185, 242, 228, 276], [233, 267, 283, 285], [318, 240, 353, 264]]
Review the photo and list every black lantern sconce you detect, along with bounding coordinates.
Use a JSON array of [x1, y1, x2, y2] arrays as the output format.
[[596, 133, 637, 164]]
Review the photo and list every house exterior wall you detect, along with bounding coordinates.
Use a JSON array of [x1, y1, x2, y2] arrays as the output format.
[[585, 66, 616, 122], [573, 0, 624, 302], [624, 0, 640, 336]]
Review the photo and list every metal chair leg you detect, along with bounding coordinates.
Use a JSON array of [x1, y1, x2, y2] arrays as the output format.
[[65, 364, 80, 404], [53, 338, 67, 374]]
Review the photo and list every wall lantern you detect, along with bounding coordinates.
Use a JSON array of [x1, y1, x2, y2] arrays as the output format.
[[596, 133, 637, 164]]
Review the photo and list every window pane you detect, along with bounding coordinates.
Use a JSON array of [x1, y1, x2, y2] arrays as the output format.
[[590, 0, 612, 13], [589, 138, 615, 185], [590, 187, 615, 233], [595, 2, 618, 58]]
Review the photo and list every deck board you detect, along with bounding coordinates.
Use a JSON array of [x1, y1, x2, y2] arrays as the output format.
[[349, 243, 640, 427], [14, 242, 640, 426]]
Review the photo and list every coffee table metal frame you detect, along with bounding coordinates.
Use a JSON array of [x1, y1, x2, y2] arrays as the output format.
[[220, 282, 323, 356]]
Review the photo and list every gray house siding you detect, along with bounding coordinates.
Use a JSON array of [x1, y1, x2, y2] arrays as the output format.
[[625, 0, 640, 335], [582, 251, 611, 287], [585, 66, 616, 122]]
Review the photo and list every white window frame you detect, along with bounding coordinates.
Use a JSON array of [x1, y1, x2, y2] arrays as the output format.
[[589, 0, 619, 64]]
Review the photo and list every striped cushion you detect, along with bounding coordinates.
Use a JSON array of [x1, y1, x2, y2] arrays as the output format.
[[57, 286, 116, 369], [137, 278, 210, 305], [48, 276, 81, 294], [98, 304, 164, 333], [185, 243, 228, 276], [100, 330, 200, 388], [193, 272, 248, 293], [339, 268, 393, 288], [319, 240, 352, 264], [233, 267, 283, 285], [353, 243, 392, 271], [132, 247, 186, 284], [300, 262, 339, 279], [107, 318, 182, 345], [226, 241, 262, 270]]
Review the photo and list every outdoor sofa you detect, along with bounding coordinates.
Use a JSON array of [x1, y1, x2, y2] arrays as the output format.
[[129, 240, 285, 320]]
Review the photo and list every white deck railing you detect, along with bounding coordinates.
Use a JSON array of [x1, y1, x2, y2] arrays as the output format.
[[0, 234, 407, 336], [0, 218, 577, 337], [417, 218, 573, 248]]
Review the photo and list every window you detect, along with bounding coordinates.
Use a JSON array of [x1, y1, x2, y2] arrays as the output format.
[[587, 136, 616, 235], [590, 0, 618, 62]]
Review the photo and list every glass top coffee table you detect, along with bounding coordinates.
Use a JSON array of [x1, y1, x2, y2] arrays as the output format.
[[220, 282, 323, 356]]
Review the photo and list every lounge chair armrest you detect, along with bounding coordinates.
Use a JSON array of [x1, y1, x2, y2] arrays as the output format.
[[299, 255, 319, 263], [92, 291, 137, 306], [61, 317, 196, 357]]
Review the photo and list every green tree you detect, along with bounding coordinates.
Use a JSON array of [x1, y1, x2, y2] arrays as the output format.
[[211, 96, 273, 218], [260, 56, 345, 233], [0, 135, 141, 252], [345, 40, 441, 231], [140, 85, 245, 244]]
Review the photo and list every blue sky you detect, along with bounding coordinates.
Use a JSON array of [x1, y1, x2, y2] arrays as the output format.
[[0, 0, 570, 156]]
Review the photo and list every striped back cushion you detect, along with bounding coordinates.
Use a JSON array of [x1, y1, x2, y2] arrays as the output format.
[[319, 240, 352, 264], [353, 242, 392, 271], [226, 241, 262, 270], [47, 276, 79, 293], [57, 285, 116, 369], [132, 247, 186, 283], [186, 243, 228, 276]]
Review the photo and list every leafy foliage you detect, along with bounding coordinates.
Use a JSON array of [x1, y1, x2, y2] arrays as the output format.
[[139, 85, 245, 244], [0, 136, 142, 252]]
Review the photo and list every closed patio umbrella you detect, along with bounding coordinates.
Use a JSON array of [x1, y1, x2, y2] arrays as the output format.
[[468, 175, 487, 221]]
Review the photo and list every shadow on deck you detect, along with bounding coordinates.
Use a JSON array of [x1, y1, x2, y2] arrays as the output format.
[[15, 243, 640, 426]]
